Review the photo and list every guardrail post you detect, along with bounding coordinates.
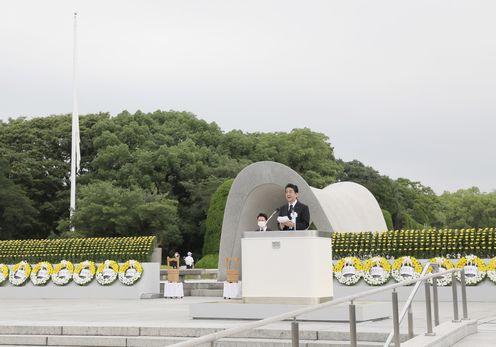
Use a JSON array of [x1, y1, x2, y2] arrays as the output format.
[[392, 290, 401, 347], [291, 317, 299, 347], [424, 281, 435, 336], [452, 272, 460, 322], [407, 305, 414, 339], [460, 269, 469, 320], [349, 301, 357, 347], [432, 266, 440, 326]]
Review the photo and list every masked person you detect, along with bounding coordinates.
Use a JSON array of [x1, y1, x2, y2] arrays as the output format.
[[256, 213, 271, 231]]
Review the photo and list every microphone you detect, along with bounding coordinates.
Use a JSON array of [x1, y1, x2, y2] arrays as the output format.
[[265, 208, 279, 223]]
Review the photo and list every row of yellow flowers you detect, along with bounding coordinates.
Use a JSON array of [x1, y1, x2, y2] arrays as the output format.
[[332, 228, 496, 260], [333, 255, 496, 286], [0, 259, 143, 287], [0, 236, 156, 264]]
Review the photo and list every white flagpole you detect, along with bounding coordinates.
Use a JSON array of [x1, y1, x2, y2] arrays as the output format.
[[70, 12, 80, 231]]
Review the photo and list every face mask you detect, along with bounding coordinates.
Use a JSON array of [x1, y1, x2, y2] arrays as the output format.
[[257, 221, 266, 228]]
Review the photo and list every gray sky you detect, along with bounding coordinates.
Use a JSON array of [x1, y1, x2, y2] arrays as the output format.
[[1, 1, 495, 194]]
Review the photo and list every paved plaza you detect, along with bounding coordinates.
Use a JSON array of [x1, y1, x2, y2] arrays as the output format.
[[0, 296, 495, 345]]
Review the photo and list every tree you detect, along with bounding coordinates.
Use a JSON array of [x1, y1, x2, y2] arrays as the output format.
[[439, 188, 496, 228], [65, 181, 182, 251], [0, 159, 38, 239], [202, 179, 234, 255]]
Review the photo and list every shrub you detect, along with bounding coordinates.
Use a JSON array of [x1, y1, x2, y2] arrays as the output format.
[[382, 209, 393, 230], [202, 179, 233, 255], [195, 253, 219, 269]]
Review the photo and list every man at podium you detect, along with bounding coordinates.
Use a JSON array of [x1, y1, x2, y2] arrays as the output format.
[[277, 183, 310, 231]]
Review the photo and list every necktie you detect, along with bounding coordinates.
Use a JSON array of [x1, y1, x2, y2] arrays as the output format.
[[288, 205, 294, 230]]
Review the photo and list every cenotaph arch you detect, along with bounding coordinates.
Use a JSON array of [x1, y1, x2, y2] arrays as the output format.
[[217, 161, 387, 280]]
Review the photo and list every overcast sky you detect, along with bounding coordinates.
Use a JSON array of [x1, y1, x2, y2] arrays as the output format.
[[1, 1, 495, 194]]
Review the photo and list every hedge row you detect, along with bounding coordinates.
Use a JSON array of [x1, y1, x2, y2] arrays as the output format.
[[0, 236, 156, 263], [332, 228, 496, 260]]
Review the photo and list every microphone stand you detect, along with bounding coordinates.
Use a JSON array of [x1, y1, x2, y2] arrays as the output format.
[[263, 208, 279, 230]]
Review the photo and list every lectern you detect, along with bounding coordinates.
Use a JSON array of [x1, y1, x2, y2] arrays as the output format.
[[241, 230, 332, 304]]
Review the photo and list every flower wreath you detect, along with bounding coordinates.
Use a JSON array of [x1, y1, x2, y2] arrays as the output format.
[[9, 261, 32, 286], [363, 256, 391, 286], [333, 257, 363, 285], [96, 260, 119, 285], [0, 263, 10, 285], [392, 256, 422, 283], [118, 260, 143, 286], [486, 257, 496, 284], [30, 261, 53, 286], [427, 257, 454, 286], [456, 255, 486, 286], [73, 260, 96, 286], [52, 260, 74, 286]]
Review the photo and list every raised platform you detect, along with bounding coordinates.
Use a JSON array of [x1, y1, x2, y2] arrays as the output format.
[[190, 300, 389, 322], [0, 263, 160, 299], [333, 279, 496, 302]]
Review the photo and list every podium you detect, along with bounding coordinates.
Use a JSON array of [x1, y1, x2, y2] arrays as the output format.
[[241, 230, 332, 304]]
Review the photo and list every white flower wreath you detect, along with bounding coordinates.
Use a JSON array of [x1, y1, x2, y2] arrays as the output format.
[[52, 260, 74, 286], [96, 260, 119, 286], [0, 263, 10, 285], [333, 257, 363, 285], [30, 261, 53, 286], [9, 261, 32, 286], [118, 260, 143, 286], [73, 260, 96, 286], [427, 257, 454, 286], [456, 255, 486, 286], [391, 256, 422, 283], [363, 257, 391, 286]]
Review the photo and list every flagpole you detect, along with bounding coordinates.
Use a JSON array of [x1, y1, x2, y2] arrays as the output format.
[[70, 12, 80, 231]]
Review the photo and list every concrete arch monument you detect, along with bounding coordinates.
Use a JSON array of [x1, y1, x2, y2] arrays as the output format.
[[217, 161, 387, 280]]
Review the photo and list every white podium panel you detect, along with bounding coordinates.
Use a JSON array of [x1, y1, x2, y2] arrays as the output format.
[[223, 281, 242, 299], [241, 230, 332, 304], [163, 281, 184, 298]]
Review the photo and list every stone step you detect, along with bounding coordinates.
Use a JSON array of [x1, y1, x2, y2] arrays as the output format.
[[189, 289, 224, 297], [0, 325, 408, 341], [183, 282, 223, 290], [160, 281, 224, 296], [0, 324, 411, 347], [0, 334, 392, 347]]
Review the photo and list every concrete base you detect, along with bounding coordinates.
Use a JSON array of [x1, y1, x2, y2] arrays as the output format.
[[334, 279, 496, 302], [190, 300, 389, 322], [243, 296, 332, 305], [402, 319, 477, 347], [0, 263, 160, 299]]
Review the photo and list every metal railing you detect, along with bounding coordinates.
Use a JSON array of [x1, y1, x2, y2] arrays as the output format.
[[383, 263, 468, 346], [169, 267, 468, 347]]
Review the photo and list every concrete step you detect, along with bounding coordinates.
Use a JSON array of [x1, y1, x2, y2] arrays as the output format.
[[0, 334, 390, 347], [190, 289, 224, 297], [0, 324, 411, 347], [0, 325, 408, 341], [183, 282, 223, 290], [160, 281, 224, 296]]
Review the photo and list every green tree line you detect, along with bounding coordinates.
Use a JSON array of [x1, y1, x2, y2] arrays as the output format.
[[1, 110, 495, 259]]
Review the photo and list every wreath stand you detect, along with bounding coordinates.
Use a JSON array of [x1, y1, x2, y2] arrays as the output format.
[[164, 255, 183, 298], [223, 257, 242, 299]]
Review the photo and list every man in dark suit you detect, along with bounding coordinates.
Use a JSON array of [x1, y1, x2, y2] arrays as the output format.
[[278, 183, 310, 231]]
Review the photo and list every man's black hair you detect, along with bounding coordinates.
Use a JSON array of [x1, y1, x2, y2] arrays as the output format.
[[257, 213, 268, 220], [285, 183, 299, 193]]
